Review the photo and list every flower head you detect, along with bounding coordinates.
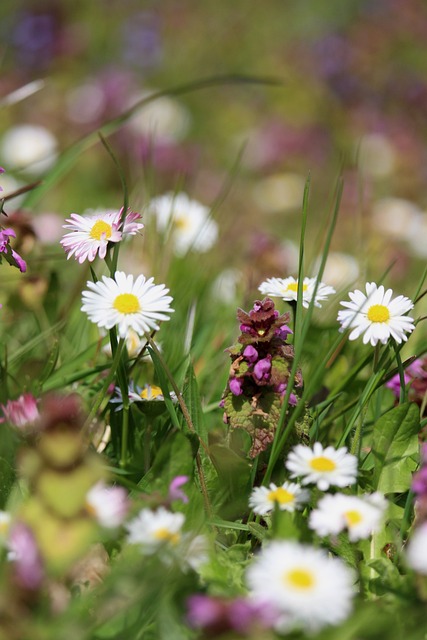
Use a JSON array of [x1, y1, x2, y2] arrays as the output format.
[[125, 506, 184, 554], [337, 282, 415, 346], [85, 482, 130, 528], [61, 208, 143, 263], [146, 192, 218, 256], [0, 393, 39, 430], [7, 523, 44, 590], [249, 481, 309, 516], [258, 276, 335, 308], [0, 228, 27, 272], [110, 382, 176, 410], [309, 492, 387, 541], [81, 271, 174, 339], [286, 442, 358, 491], [246, 541, 355, 631], [169, 476, 189, 503], [186, 594, 278, 635]]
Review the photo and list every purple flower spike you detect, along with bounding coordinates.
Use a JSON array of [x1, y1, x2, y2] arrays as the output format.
[[229, 377, 243, 396], [243, 345, 258, 363], [253, 356, 271, 381], [169, 475, 189, 503]]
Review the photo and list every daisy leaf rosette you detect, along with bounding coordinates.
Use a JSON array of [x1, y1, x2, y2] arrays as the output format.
[[285, 442, 358, 491], [61, 208, 143, 263], [81, 271, 174, 339], [258, 276, 335, 308], [337, 282, 415, 346]]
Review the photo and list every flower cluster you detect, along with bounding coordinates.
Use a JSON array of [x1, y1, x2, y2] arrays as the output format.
[[221, 298, 303, 457]]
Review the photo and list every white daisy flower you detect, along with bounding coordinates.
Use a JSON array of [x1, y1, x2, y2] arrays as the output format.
[[285, 443, 358, 491], [110, 382, 177, 410], [337, 282, 415, 346], [406, 523, 427, 574], [0, 124, 58, 175], [246, 541, 355, 631], [249, 481, 309, 516], [125, 507, 185, 554], [309, 492, 387, 541], [85, 482, 129, 529], [258, 276, 335, 308], [81, 271, 174, 339], [146, 192, 218, 256], [61, 208, 143, 263]]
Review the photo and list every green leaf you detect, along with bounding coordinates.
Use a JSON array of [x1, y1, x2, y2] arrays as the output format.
[[371, 403, 420, 493], [182, 359, 208, 446]]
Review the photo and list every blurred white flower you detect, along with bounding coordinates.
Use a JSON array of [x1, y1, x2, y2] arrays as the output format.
[[146, 192, 218, 256], [407, 213, 427, 258], [246, 541, 355, 631], [126, 507, 184, 553], [128, 91, 190, 142], [309, 492, 387, 541], [258, 276, 335, 308], [249, 481, 309, 516], [286, 443, 358, 491], [406, 523, 427, 574], [358, 133, 396, 179], [252, 172, 306, 213], [1, 124, 58, 175], [313, 252, 359, 291], [371, 198, 421, 241], [211, 268, 241, 304], [86, 482, 129, 529]]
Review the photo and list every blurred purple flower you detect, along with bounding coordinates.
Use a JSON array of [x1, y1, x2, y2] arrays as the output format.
[[186, 594, 278, 636], [7, 523, 44, 590], [169, 475, 189, 503], [120, 11, 163, 70]]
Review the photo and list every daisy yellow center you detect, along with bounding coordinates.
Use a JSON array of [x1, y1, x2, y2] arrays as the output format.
[[90, 220, 112, 240], [285, 568, 316, 590], [113, 293, 141, 314], [309, 456, 337, 472], [367, 304, 390, 323], [140, 385, 163, 400], [344, 510, 363, 527], [268, 487, 294, 505], [286, 282, 308, 293], [174, 215, 190, 231], [154, 527, 180, 545]]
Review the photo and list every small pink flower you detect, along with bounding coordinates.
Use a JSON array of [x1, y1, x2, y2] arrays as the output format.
[[7, 523, 44, 590], [61, 208, 143, 263], [85, 482, 130, 528], [1, 393, 39, 429], [169, 475, 189, 503], [0, 228, 27, 272]]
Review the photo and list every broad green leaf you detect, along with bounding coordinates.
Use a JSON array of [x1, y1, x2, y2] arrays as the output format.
[[371, 403, 420, 493]]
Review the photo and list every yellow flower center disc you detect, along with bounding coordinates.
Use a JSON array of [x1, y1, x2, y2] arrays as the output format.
[[309, 456, 337, 472], [140, 385, 163, 400], [344, 510, 363, 526], [113, 293, 140, 314], [154, 527, 180, 545], [285, 568, 316, 590], [268, 487, 294, 505], [367, 304, 390, 323], [90, 220, 112, 240]]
